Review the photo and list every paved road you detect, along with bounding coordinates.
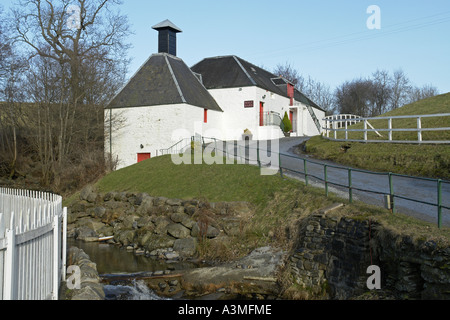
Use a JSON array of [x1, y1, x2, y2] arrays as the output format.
[[226, 137, 450, 227]]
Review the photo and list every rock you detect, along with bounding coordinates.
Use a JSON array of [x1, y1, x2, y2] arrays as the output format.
[[135, 230, 148, 247], [154, 216, 172, 235], [169, 279, 179, 287], [101, 211, 120, 225], [93, 207, 107, 219], [136, 216, 154, 229], [75, 226, 98, 242], [67, 247, 105, 300], [114, 229, 136, 246], [166, 198, 182, 206], [165, 252, 180, 260], [170, 212, 195, 229], [97, 225, 114, 237], [135, 248, 145, 255], [114, 192, 128, 202], [70, 201, 89, 214], [191, 222, 220, 239], [143, 234, 175, 252], [173, 238, 197, 257], [79, 185, 95, 201], [226, 202, 253, 217], [103, 192, 117, 202], [79, 264, 101, 283], [154, 197, 168, 206], [184, 205, 197, 216], [75, 217, 105, 233], [221, 217, 242, 236], [121, 215, 139, 229], [136, 195, 155, 215], [166, 223, 191, 239]]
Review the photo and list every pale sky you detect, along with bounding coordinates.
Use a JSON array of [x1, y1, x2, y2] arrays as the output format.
[[2, 0, 450, 93], [120, 0, 450, 93]]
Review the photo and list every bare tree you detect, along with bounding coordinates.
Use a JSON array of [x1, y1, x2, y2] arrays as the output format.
[[0, 6, 30, 178], [273, 62, 305, 90], [11, 0, 131, 191], [273, 62, 334, 114], [407, 84, 440, 104], [369, 69, 392, 116], [334, 79, 373, 117], [390, 69, 411, 110]]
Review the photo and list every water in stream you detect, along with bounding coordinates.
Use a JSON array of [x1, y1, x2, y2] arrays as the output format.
[[68, 239, 201, 300]]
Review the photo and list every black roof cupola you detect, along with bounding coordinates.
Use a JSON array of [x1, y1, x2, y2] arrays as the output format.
[[152, 19, 182, 56]]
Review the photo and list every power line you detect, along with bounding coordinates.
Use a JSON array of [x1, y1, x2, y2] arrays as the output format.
[[247, 11, 450, 60]]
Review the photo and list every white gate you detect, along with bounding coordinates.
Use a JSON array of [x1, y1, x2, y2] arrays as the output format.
[[0, 188, 67, 300]]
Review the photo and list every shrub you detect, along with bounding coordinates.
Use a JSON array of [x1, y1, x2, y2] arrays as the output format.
[[282, 112, 292, 133]]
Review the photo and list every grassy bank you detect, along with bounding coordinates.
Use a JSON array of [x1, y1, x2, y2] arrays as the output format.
[[306, 93, 450, 180], [79, 153, 449, 261], [304, 135, 450, 180], [329, 93, 450, 142]]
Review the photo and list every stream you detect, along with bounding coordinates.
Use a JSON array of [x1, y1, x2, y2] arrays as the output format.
[[68, 239, 203, 300]]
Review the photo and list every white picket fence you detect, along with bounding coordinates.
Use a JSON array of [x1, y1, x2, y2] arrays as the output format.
[[0, 188, 67, 300]]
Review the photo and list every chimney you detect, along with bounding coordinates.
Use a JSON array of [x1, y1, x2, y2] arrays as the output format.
[[152, 19, 183, 56]]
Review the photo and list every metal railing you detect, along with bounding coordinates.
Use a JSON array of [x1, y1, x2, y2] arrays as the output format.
[[261, 112, 286, 132], [0, 188, 67, 300], [196, 137, 449, 229], [323, 113, 450, 144], [324, 114, 362, 129], [159, 138, 192, 156]]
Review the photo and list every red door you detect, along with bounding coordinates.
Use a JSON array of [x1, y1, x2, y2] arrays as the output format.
[[259, 102, 264, 126], [289, 111, 294, 132], [137, 153, 151, 163]]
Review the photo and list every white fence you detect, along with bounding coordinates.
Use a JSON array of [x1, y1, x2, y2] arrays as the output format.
[[0, 188, 67, 300], [323, 113, 450, 144]]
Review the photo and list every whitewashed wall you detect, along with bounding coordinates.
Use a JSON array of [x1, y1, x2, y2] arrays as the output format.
[[207, 86, 324, 140], [107, 103, 223, 170], [106, 86, 325, 170]]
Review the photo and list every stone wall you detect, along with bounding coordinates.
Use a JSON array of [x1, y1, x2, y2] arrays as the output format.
[[67, 186, 253, 261], [60, 247, 105, 300], [288, 210, 450, 300]]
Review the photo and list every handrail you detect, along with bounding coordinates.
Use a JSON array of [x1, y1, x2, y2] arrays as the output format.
[[159, 138, 191, 155]]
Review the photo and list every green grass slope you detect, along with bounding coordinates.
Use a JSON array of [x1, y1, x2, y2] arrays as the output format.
[[66, 151, 450, 264], [332, 92, 450, 142], [96, 155, 301, 205], [306, 93, 450, 179]]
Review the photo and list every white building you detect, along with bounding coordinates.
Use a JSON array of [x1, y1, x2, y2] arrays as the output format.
[[105, 20, 325, 170]]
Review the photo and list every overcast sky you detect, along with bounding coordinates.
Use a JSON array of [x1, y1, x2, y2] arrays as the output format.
[[2, 0, 450, 93]]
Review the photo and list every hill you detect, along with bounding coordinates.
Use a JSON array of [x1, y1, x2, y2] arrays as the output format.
[[330, 92, 450, 142], [305, 93, 450, 179]]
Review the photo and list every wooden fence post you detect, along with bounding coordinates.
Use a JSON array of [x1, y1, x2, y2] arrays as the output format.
[[364, 120, 368, 141], [388, 118, 393, 141], [417, 117, 422, 142]]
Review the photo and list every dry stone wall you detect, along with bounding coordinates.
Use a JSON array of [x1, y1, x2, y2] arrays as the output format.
[[67, 186, 252, 260], [288, 211, 450, 299]]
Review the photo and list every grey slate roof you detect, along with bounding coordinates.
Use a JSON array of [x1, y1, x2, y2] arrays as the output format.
[[106, 53, 222, 112], [191, 55, 325, 112], [152, 19, 182, 33]]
